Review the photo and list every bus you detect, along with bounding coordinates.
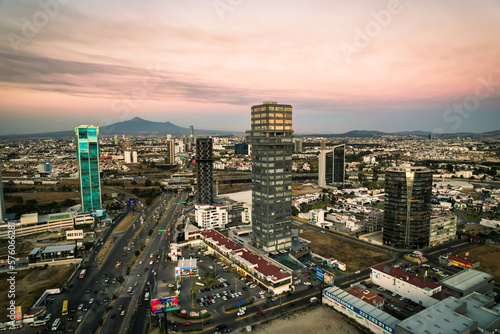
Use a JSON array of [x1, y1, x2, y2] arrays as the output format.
[[51, 318, 61, 331], [61, 300, 68, 316], [79, 269, 86, 279]]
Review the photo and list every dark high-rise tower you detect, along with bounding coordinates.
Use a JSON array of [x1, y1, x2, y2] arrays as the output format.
[[196, 137, 214, 204], [383, 164, 433, 249], [165, 139, 175, 164], [318, 144, 345, 188], [246, 101, 293, 252], [75, 125, 102, 212]]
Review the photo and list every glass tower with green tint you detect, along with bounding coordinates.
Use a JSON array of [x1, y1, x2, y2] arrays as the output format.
[[75, 125, 102, 212]]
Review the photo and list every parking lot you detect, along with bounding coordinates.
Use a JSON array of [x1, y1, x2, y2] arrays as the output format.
[[175, 246, 274, 316]]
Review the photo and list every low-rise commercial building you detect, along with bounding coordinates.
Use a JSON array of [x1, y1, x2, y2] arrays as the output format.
[[187, 229, 292, 295], [439, 269, 495, 298], [396, 293, 500, 334], [371, 264, 442, 307], [0, 211, 94, 239], [323, 286, 400, 334]]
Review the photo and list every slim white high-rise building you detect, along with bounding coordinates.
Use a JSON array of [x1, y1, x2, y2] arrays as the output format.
[[0, 168, 5, 221]]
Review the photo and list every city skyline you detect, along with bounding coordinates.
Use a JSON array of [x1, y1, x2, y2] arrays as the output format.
[[1, 1, 499, 136]]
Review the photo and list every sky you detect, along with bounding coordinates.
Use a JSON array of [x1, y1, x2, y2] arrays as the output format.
[[0, 0, 499, 136]]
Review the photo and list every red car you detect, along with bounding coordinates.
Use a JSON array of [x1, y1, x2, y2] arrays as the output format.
[[183, 322, 191, 326], [256, 311, 265, 316]]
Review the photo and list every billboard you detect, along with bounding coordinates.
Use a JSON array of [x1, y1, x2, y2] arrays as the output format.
[[90, 209, 106, 218], [66, 230, 84, 240], [316, 267, 335, 286], [151, 296, 179, 314]]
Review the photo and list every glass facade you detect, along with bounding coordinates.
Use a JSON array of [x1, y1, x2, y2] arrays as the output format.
[[246, 101, 293, 252], [319, 144, 345, 188], [196, 137, 214, 204], [75, 125, 102, 212], [383, 165, 432, 249]]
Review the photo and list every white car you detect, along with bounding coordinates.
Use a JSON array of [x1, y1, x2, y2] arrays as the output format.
[[89, 298, 94, 304], [77, 316, 83, 323], [355, 270, 361, 274], [149, 261, 153, 265]]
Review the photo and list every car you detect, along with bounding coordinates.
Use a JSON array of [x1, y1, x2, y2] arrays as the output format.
[[355, 270, 361, 274], [77, 316, 83, 323], [103, 297, 109, 303], [134, 282, 138, 287], [399, 296, 406, 301], [216, 324, 227, 331], [68, 315, 74, 321], [256, 311, 265, 316], [110, 314, 116, 319], [183, 322, 191, 326], [288, 303, 295, 307], [82, 306, 88, 312], [120, 310, 126, 316], [203, 319, 214, 325], [392, 292, 397, 297], [77, 304, 84, 311], [238, 291, 242, 296], [104, 278, 110, 283], [118, 305, 124, 311], [150, 254, 153, 258], [271, 297, 278, 302], [137, 273, 141, 277], [89, 298, 94, 304], [85, 288, 91, 293], [149, 261, 153, 265], [99, 289, 104, 294], [405, 305, 414, 312], [144, 267, 148, 271], [377, 287, 385, 292]]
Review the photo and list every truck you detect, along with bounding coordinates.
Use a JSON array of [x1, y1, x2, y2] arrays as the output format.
[[310, 297, 318, 303]]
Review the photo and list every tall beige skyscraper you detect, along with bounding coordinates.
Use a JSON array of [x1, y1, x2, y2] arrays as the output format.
[[246, 101, 293, 252]]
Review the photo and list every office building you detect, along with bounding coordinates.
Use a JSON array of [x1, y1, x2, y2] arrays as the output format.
[[37, 162, 52, 174], [132, 151, 138, 163], [235, 142, 249, 155], [294, 139, 302, 153], [75, 125, 102, 212], [246, 101, 293, 252], [165, 139, 175, 164], [124, 151, 131, 163], [196, 137, 214, 204], [114, 134, 118, 145], [0, 168, 5, 222], [318, 144, 345, 188], [383, 164, 432, 249], [190, 125, 195, 145]]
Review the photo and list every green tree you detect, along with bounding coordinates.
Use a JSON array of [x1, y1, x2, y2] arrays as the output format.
[[135, 250, 140, 257]]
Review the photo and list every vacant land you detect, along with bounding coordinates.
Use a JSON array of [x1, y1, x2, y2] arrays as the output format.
[[252, 306, 359, 334], [0, 265, 75, 320], [457, 244, 500, 278], [292, 183, 323, 196], [5, 191, 80, 209], [301, 230, 392, 271], [463, 224, 496, 235]]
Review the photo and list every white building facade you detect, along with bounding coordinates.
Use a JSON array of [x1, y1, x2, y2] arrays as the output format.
[[195, 204, 228, 229]]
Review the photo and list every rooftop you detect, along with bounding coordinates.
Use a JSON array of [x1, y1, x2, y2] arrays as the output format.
[[41, 244, 75, 253], [447, 254, 478, 265], [440, 269, 494, 293], [372, 264, 441, 291]]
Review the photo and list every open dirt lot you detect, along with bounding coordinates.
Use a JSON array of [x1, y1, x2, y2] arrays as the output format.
[[5, 191, 80, 208], [463, 224, 496, 235], [251, 306, 359, 334], [457, 244, 500, 278], [292, 183, 323, 196], [301, 230, 392, 271], [0, 265, 75, 321]]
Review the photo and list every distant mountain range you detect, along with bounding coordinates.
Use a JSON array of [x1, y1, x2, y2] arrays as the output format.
[[1, 117, 499, 139], [1, 117, 242, 138], [298, 129, 500, 138]]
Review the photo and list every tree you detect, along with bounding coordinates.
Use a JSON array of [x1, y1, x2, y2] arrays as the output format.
[[292, 207, 299, 216], [145, 179, 152, 187], [373, 172, 379, 182], [358, 173, 366, 183], [135, 250, 140, 257]]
